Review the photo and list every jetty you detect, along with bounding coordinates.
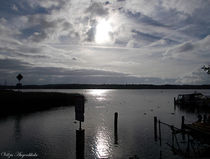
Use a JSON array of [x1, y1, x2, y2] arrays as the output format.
[[0, 90, 85, 117], [154, 116, 210, 158]]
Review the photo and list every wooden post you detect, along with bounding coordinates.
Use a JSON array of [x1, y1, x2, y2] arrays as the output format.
[[79, 121, 82, 130], [114, 112, 118, 144], [154, 116, 157, 141], [76, 129, 85, 159], [181, 116, 185, 140], [171, 126, 175, 149], [158, 120, 162, 146], [186, 133, 190, 156], [114, 112, 118, 131], [181, 116, 185, 130]]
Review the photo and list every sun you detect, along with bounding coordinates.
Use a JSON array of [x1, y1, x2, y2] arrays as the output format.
[[95, 18, 112, 44]]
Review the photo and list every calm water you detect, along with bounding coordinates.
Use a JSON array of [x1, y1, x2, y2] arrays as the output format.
[[0, 89, 210, 159]]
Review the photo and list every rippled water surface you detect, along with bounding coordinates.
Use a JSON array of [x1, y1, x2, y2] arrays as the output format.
[[0, 89, 210, 159]]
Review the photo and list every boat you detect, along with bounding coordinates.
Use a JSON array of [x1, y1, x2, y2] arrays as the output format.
[[174, 92, 210, 107]]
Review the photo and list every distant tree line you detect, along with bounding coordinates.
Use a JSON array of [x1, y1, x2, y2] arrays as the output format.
[[0, 84, 210, 89]]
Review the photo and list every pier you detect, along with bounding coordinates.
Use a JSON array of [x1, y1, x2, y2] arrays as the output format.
[[154, 116, 210, 158]]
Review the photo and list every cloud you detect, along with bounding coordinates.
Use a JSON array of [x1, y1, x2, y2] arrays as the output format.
[[0, 0, 210, 85], [85, 2, 109, 17], [176, 67, 210, 85], [23, 0, 67, 9], [177, 42, 194, 53], [161, 0, 209, 15], [11, 4, 18, 11], [163, 35, 210, 61], [0, 58, 176, 85]]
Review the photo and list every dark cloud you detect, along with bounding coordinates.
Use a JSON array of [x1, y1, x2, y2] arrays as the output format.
[[178, 42, 194, 52], [132, 29, 162, 42], [86, 25, 96, 42], [86, 2, 109, 17], [0, 44, 47, 59], [125, 10, 167, 27], [0, 58, 176, 85], [18, 14, 76, 43], [105, 1, 110, 5], [28, 32, 48, 43], [0, 58, 30, 70]]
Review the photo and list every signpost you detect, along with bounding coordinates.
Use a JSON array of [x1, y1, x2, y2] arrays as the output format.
[[75, 97, 85, 159], [16, 74, 23, 82], [16, 74, 23, 91]]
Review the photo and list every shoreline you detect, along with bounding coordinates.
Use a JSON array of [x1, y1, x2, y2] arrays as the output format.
[[1, 84, 210, 90]]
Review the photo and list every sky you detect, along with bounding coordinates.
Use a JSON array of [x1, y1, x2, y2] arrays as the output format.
[[0, 0, 210, 85]]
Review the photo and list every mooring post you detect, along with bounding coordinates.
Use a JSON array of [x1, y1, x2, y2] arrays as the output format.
[[79, 121, 82, 130], [154, 116, 157, 141], [181, 116, 185, 130], [114, 112, 118, 132], [171, 126, 175, 149], [114, 112, 118, 144], [158, 120, 162, 146], [186, 133, 190, 156], [76, 129, 85, 159]]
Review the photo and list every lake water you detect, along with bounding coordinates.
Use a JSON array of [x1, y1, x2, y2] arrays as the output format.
[[0, 89, 210, 159]]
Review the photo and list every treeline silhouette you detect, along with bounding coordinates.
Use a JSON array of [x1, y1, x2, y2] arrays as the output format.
[[1, 84, 210, 89]]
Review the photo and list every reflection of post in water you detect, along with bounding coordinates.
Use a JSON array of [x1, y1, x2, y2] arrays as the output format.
[[76, 129, 85, 159], [114, 112, 118, 145], [75, 97, 85, 159], [14, 116, 21, 141]]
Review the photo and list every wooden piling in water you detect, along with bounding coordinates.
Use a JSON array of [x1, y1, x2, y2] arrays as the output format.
[[181, 116, 185, 130], [76, 129, 85, 159], [154, 116, 157, 141], [114, 112, 118, 144], [158, 120, 162, 146], [181, 116, 185, 140], [79, 121, 82, 130], [114, 112, 118, 131], [171, 125, 175, 150]]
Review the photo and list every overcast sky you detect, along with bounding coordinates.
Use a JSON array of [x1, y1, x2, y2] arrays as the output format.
[[0, 0, 210, 85]]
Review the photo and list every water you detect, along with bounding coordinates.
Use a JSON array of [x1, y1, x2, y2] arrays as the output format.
[[0, 89, 210, 159]]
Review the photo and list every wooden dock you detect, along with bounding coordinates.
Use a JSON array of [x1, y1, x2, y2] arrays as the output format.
[[154, 116, 210, 158]]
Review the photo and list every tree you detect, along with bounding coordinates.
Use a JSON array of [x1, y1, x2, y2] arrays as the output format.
[[201, 65, 210, 74]]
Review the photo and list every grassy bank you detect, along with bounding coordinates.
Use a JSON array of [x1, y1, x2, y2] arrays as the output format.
[[0, 90, 85, 116]]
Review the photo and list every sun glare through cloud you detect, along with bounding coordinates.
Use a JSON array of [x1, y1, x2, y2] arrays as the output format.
[[0, 0, 210, 85], [95, 18, 113, 44]]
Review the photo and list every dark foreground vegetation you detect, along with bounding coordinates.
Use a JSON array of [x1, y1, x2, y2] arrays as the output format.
[[0, 89, 85, 117], [1, 84, 210, 89]]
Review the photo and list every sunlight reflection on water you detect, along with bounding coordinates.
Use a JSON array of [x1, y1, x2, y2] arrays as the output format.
[[92, 125, 112, 158], [2, 89, 209, 159], [88, 89, 110, 102], [88, 89, 109, 96]]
